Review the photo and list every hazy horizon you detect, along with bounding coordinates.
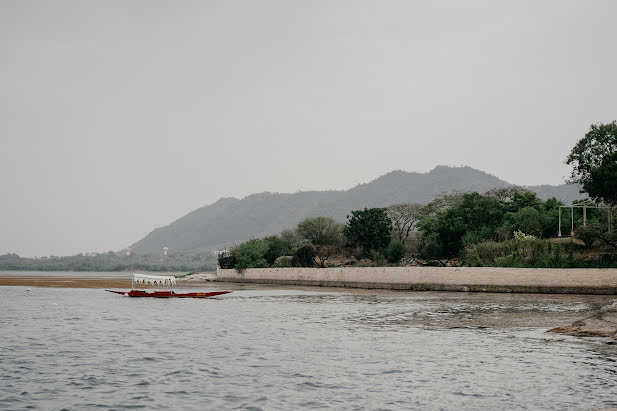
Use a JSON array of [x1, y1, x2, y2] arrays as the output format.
[[1, 1, 616, 257]]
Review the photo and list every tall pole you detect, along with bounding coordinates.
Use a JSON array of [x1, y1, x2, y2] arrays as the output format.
[[583, 206, 587, 227], [570, 206, 574, 236], [558, 207, 562, 237]]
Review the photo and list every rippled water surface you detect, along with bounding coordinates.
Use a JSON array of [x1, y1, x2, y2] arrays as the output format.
[[1, 286, 617, 410]]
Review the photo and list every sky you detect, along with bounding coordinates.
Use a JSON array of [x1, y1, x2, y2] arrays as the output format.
[[1, 0, 616, 257]]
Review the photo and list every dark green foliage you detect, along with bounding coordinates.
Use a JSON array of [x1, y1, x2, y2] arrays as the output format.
[[386, 240, 405, 263], [575, 224, 599, 248], [232, 239, 269, 271], [418, 211, 468, 259], [540, 197, 563, 238], [344, 208, 392, 255], [217, 251, 236, 269], [263, 236, 294, 265], [418, 193, 505, 259], [417, 191, 568, 260], [504, 206, 543, 238], [292, 245, 316, 267], [567, 121, 617, 205], [226, 236, 295, 270]]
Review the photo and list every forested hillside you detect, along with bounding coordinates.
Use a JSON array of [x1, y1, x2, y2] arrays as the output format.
[[130, 166, 583, 253]]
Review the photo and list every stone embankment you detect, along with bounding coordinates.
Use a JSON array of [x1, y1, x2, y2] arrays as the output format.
[[216, 266, 617, 294]]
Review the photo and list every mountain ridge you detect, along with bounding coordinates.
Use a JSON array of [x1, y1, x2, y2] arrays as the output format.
[[130, 166, 583, 254]]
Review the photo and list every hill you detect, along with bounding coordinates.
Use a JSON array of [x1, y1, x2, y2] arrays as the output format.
[[130, 166, 583, 254]]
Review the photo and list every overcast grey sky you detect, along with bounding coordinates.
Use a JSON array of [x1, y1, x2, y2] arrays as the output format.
[[1, 0, 616, 257]]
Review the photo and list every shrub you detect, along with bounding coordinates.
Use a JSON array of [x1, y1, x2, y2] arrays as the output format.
[[273, 256, 293, 268], [464, 238, 586, 268], [232, 239, 269, 272], [575, 224, 599, 248], [218, 251, 236, 269], [370, 249, 386, 266], [386, 240, 405, 263], [263, 236, 294, 265], [292, 245, 316, 267]]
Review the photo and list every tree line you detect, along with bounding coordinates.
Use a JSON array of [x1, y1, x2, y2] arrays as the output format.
[[220, 121, 617, 270], [0, 251, 217, 272]]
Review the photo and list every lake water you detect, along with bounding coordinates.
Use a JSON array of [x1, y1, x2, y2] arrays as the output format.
[[1, 284, 617, 410]]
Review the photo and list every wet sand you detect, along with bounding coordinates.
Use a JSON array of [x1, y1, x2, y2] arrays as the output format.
[[0, 276, 133, 288]]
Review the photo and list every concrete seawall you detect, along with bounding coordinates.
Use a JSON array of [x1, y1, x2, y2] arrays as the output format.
[[216, 266, 617, 294]]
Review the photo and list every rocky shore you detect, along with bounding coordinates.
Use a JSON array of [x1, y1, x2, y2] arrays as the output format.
[[548, 300, 617, 343]]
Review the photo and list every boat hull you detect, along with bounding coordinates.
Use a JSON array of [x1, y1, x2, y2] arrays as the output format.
[[106, 289, 232, 298]]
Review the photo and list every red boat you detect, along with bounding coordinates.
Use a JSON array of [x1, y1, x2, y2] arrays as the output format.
[[105, 274, 232, 299], [106, 289, 232, 298]]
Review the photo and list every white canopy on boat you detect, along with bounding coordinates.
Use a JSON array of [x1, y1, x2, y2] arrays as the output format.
[[132, 273, 176, 286]]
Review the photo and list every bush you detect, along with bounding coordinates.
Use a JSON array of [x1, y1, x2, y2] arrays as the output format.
[[370, 250, 386, 266], [575, 224, 599, 248], [292, 245, 316, 267], [273, 256, 293, 268], [232, 239, 270, 272], [464, 238, 586, 268], [386, 240, 405, 263], [263, 236, 294, 265], [218, 252, 236, 269]]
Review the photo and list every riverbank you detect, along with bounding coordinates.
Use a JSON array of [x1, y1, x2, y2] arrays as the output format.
[[0, 275, 132, 288], [216, 266, 617, 294]]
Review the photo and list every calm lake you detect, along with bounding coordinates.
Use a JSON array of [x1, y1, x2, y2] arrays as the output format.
[[1, 281, 617, 410]]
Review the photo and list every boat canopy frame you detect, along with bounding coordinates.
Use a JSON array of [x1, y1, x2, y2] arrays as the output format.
[[132, 274, 176, 290]]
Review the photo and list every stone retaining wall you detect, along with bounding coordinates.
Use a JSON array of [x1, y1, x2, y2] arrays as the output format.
[[216, 266, 617, 294]]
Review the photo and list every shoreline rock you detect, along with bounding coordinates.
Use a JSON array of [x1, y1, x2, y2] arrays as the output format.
[[547, 300, 617, 342]]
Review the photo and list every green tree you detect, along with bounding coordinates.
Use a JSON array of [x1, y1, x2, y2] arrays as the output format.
[[232, 239, 269, 271], [567, 121, 617, 205], [297, 216, 344, 246], [344, 208, 392, 255], [263, 236, 294, 265], [296, 216, 344, 267], [417, 192, 505, 259], [504, 206, 543, 238]]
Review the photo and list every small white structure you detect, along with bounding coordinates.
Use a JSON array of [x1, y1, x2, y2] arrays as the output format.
[[125, 247, 132, 256], [163, 247, 168, 256]]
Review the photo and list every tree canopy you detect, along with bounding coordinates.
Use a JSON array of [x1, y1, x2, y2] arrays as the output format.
[[344, 208, 392, 254], [566, 121, 617, 205], [296, 216, 344, 246]]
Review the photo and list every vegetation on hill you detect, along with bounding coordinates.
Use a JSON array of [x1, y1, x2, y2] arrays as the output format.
[[0, 251, 217, 272]]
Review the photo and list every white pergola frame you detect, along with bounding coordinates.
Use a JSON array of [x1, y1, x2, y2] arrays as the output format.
[[558, 203, 614, 237]]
